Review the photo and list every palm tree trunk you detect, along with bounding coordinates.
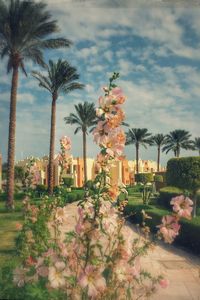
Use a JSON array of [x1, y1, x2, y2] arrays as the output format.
[[157, 146, 160, 172], [6, 66, 19, 209], [83, 129, 87, 184], [136, 143, 139, 174], [177, 147, 180, 158], [199, 149, 200, 156], [48, 96, 57, 195]]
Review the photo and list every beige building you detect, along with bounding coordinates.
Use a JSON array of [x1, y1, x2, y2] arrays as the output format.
[[16, 155, 164, 188]]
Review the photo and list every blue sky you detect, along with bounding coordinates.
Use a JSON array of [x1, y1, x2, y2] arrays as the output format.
[[0, 0, 200, 166]]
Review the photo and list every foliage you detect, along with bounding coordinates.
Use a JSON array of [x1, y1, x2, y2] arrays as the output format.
[[135, 173, 153, 183], [0, 0, 71, 73], [158, 186, 184, 209], [35, 185, 47, 197], [166, 157, 200, 191], [125, 128, 153, 147], [162, 130, 194, 157], [63, 177, 74, 188], [32, 59, 84, 97], [15, 166, 25, 182], [64, 102, 97, 135], [154, 175, 163, 183], [193, 137, 200, 155], [125, 199, 200, 254]]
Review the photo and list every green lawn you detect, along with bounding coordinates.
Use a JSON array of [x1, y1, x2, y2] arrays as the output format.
[[0, 200, 23, 268]]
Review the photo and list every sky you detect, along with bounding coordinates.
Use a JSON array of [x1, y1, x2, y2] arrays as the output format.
[[0, 0, 200, 166]]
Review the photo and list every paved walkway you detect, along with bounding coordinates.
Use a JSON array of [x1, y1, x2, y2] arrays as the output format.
[[65, 202, 200, 300]]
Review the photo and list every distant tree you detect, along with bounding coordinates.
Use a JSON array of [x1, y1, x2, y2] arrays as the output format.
[[64, 102, 97, 183], [32, 59, 84, 195], [151, 134, 166, 171], [162, 129, 194, 158], [0, 0, 71, 208], [125, 128, 152, 174], [14, 166, 25, 183], [193, 137, 200, 155]]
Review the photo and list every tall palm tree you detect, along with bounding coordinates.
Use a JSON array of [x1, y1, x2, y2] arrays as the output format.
[[125, 128, 152, 174], [162, 129, 194, 158], [151, 134, 166, 172], [64, 102, 97, 184], [32, 59, 84, 195], [193, 137, 200, 155], [0, 0, 71, 208]]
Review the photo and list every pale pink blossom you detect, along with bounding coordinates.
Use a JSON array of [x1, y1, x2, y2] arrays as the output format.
[[48, 261, 68, 288], [13, 268, 27, 287], [170, 195, 193, 219], [157, 215, 180, 243], [60, 136, 71, 151], [78, 266, 106, 298], [159, 278, 169, 288]]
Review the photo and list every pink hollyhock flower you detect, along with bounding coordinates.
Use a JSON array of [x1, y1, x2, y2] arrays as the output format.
[[170, 195, 193, 219], [15, 223, 22, 231], [48, 261, 68, 288], [110, 87, 126, 104], [107, 184, 120, 201], [157, 215, 180, 243], [93, 121, 110, 144], [159, 278, 169, 288], [60, 136, 71, 151], [102, 134, 125, 158], [13, 267, 28, 287], [78, 265, 106, 298], [26, 256, 37, 266]]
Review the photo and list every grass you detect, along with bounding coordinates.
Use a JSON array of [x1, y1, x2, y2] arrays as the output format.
[[0, 200, 23, 268]]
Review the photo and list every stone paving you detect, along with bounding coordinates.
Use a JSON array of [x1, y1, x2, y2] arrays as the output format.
[[66, 202, 200, 300]]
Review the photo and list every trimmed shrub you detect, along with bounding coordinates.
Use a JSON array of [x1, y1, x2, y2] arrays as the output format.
[[63, 177, 74, 188], [125, 202, 200, 254], [35, 184, 47, 197], [154, 175, 163, 183], [166, 157, 200, 191], [158, 186, 184, 209], [135, 173, 153, 184]]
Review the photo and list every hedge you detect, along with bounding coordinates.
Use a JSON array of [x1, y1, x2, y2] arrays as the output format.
[[63, 177, 74, 188], [135, 173, 153, 184], [125, 202, 200, 254], [154, 175, 163, 183], [158, 186, 184, 209], [166, 157, 200, 191]]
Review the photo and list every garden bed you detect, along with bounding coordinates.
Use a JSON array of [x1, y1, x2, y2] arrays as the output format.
[[125, 197, 200, 255]]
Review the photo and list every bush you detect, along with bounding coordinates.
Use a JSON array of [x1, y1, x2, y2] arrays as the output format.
[[35, 184, 47, 197], [125, 202, 200, 254], [65, 190, 85, 203], [63, 177, 74, 188], [135, 173, 153, 184], [154, 175, 163, 183], [127, 184, 143, 194], [166, 157, 200, 191], [158, 186, 184, 209]]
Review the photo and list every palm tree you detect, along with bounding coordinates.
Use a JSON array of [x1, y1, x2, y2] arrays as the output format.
[[151, 134, 166, 172], [125, 128, 152, 174], [64, 102, 97, 184], [162, 129, 194, 158], [0, 0, 71, 208], [193, 137, 200, 155], [32, 59, 84, 195]]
